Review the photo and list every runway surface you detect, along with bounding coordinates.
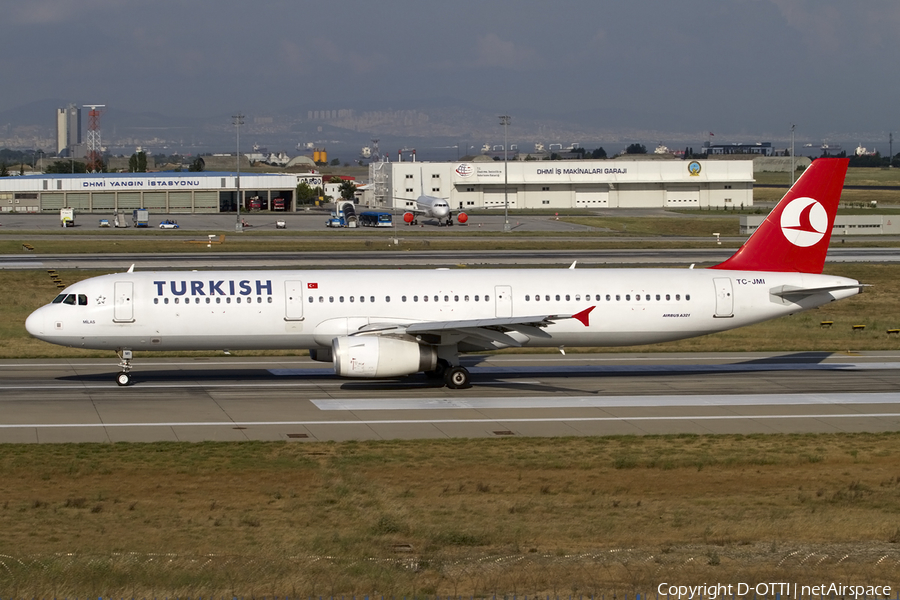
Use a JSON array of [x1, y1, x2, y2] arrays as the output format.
[[3, 247, 898, 270], [2, 351, 899, 443]]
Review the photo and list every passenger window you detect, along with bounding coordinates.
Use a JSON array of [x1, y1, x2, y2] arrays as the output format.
[[350, 296, 355, 303], [656, 295, 660, 301], [625, 294, 630, 301], [206, 298, 211, 304], [165, 298, 170, 305], [575, 295, 580, 301], [236, 297, 241, 304], [413, 295, 418, 302], [645, 295, 650, 301], [359, 296, 364, 303], [444, 295, 449, 302], [339, 296, 344, 303], [267, 297, 272, 303], [454, 295, 459, 302], [565, 295, 570, 301], [485, 295, 490, 301], [525, 295, 530, 301], [555, 295, 561, 301], [545, 295, 550, 301], [386, 296, 391, 302], [329, 296, 334, 303], [686, 294, 691, 301], [676, 294, 681, 300], [465, 295, 470, 302], [666, 294, 670, 301], [154, 298, 159, 305], [424, 295, 429, 302], [475, 295, 479, 301], [606, 295, 610, 301], [434, 295, 439, 302], [402, 295, 407, 302], [370, 296, 375, 303], [226, 297, 231, 304], [319, 296, 323, 303], [308, 296, 313, 303], [616, 295, 621, 301]]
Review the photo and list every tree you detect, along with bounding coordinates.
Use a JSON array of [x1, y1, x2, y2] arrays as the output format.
[[339, 179, 357, 201], [128, 151, 148, 172], [0, 162, 8, 177], [45, 160, 87, 174], [329, 158, 340, 166], [189, 157, 205, 172], [591, 147, 607, 159], [296, 180, 318, 205], [625, 143, 647, 154]]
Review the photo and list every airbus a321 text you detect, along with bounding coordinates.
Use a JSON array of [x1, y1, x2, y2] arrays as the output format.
[[27, 158, 861, 389]]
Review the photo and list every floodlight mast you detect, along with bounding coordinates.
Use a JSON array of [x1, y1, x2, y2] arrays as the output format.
[[499, 115, 511, 232], [233, 113, 244, 232]]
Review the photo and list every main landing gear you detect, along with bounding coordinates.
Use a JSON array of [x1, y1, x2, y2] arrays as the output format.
[[425, 359, 471, 389], [116, 349, 134, 386]]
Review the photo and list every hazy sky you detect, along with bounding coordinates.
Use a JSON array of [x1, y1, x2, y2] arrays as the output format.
[[4, 0, 899, 138]]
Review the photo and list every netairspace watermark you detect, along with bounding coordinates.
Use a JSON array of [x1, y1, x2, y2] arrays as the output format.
[[657, 583, 894, 600]]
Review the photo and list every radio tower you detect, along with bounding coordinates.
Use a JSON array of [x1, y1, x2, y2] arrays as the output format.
[[84, 104, 106, 172]]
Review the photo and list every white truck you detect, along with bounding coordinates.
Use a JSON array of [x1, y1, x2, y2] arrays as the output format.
[[60, 208, 75, 227]]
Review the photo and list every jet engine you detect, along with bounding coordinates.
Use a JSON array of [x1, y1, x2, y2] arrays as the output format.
[[332, 336, 437, 378], [457, 212, 468, 224], [403, 212, 416, 224]]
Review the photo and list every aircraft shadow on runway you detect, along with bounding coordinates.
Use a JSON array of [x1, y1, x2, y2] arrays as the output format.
[[57, 351, 841, 393]]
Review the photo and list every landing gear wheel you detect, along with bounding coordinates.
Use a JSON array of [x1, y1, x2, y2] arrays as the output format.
[[116, 371, 132, 386], [444, 366, 471, 389]]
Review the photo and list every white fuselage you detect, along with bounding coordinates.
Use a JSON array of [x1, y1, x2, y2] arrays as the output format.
[[26, 267, 859, 353]]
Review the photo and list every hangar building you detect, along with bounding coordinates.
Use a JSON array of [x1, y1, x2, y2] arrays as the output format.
[[0, 172, 323, 214], [367, 159, 754, 211]]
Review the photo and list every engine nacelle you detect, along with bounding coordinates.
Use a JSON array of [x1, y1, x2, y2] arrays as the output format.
[[332, 336, 437, 378], [403, 212, 415, 224], [457, 212, 468, 224]]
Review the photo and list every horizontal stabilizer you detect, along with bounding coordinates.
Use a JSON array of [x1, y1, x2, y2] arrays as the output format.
[[769, 283, 867, 304]]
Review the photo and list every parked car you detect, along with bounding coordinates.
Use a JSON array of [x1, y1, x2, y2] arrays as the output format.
[[159, 219, 179, 229]]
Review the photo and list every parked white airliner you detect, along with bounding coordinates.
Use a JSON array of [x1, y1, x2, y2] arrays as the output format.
[[398, 169, 468, 226], [27, 159, 861, 388]]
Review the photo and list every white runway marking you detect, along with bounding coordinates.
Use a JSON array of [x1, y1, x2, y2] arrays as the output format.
[[312, 392, 900, 411], [0, 413, 899, 429]]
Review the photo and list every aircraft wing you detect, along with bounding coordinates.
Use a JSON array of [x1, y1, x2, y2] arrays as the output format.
[[354, 306, 595, 348]]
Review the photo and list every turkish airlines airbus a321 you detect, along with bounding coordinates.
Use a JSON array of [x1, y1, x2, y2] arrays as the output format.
[[27, 158, 861, 388]]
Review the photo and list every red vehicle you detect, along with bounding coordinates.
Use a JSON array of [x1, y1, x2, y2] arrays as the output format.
[[273, 197, 285, 211]]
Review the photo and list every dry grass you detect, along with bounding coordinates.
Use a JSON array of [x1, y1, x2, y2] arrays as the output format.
[[0, 436, 899, 596]]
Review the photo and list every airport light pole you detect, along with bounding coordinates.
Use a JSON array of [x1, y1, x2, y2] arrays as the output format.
[[233, 113, 244, 232], [500, 115, 511, 232], [790, 124, 796, 185]]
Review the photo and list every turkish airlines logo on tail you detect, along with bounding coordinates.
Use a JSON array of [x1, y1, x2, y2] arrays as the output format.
[[780, 197, 828, 247]]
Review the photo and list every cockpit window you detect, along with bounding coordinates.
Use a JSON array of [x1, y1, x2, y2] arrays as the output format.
[[54, 294, 88, 306]]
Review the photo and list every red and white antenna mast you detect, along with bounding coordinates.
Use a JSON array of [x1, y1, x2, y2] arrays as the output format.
[[84, 104, 106, 172]]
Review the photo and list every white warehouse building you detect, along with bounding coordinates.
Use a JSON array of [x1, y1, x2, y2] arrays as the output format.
[[367, 159, 754, 211]]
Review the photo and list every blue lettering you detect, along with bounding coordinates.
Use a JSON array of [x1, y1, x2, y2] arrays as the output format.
[[209, 280, 225, 295], [239, 280, 252, 296], [170, 281, 187, 296], [256, 280, 273, 295], [228, 281, 235, 295], [191, 281, 205, 295], [153, 281, 165, 295]]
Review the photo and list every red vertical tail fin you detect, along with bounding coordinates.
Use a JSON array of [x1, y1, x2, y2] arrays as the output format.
[[710, 158, 848, 274]]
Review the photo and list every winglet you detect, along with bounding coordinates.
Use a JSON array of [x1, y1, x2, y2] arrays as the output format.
[[572, 305, 595, 327]]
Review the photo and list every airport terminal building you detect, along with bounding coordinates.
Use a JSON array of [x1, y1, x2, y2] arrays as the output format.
[[0, 172, 322, 214], [369, 159, 754, 211]]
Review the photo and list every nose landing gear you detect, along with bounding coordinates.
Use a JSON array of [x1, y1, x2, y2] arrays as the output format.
[[116, 349, 134, 386]]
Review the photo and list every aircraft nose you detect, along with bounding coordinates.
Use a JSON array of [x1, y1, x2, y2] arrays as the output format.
[[25, 307, 46, 338], [434, 205, 449, 218]]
